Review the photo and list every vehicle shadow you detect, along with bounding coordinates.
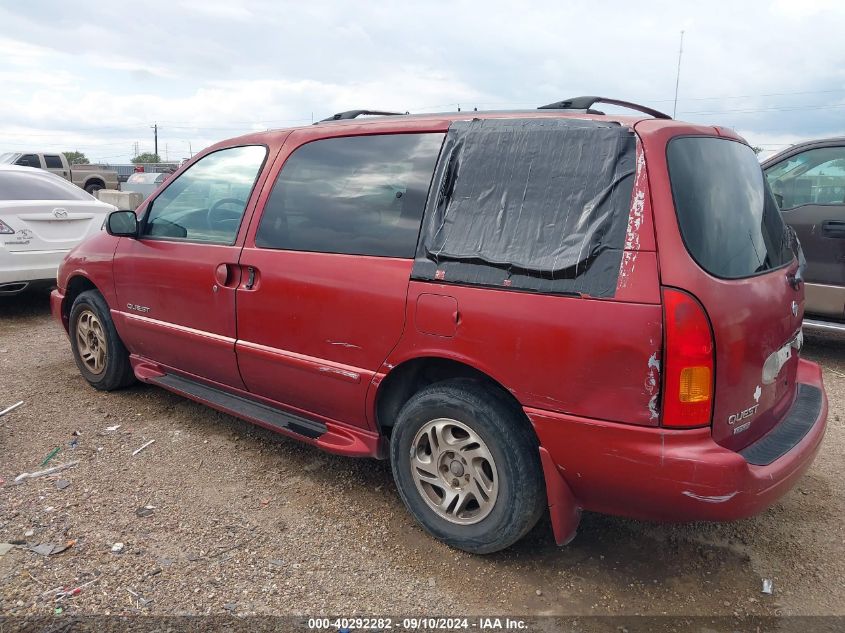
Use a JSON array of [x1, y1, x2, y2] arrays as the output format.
[[802, 330, 845, 367], [218, 407, 782, 615], [0, 287, 53, 321]]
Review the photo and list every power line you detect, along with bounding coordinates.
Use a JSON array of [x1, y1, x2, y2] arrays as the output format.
[[651, 87, 845, 103], [408, 87, 845, 112], [680, 103, 845, 115]]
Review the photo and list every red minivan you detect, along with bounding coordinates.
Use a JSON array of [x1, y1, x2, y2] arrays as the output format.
[[52, 97, 828, 553]]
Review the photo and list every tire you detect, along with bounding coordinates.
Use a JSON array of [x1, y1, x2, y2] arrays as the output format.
[[84, 182, 104, 195], [69, 289, 135, 391], [390, 379, 546, 554]]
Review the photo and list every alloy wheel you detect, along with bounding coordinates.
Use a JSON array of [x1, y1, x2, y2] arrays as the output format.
[[75, 309, 107, 375], [409, 418, 499, 525]]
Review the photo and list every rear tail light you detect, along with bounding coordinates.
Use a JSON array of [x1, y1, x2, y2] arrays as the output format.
[[662, 288, 714, 427], [0, 220, 14, 234]]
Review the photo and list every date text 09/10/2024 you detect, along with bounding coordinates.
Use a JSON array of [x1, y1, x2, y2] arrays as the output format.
[[306, 617, 529, 630]]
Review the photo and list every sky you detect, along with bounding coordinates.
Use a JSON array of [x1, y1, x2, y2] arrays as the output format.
[[1, 0, 844, 164]]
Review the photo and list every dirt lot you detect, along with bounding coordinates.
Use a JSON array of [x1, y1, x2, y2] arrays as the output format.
[[1, 290, 843, 619]]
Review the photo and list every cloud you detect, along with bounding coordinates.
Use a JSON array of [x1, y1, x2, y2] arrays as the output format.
[[0, 36, 51, 67], [0, 1, 843, 163], [772, 0, 842, 18], [179, 0, 254, 20]]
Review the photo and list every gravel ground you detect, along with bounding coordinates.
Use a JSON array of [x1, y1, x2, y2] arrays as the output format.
[[1, 289, 843, 618]]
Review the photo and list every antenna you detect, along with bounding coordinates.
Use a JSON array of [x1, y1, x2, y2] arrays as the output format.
[[673, 30, 685, 119]]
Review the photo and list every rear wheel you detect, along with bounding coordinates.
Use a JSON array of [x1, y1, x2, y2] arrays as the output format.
[[84, 182, 104, 195], [390, 379, 546, 554], [69, 290, 135, 390]]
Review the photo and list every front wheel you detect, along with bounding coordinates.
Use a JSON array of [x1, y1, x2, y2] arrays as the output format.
[[69, 289, 135, 390], [390, 379, 546, 554]]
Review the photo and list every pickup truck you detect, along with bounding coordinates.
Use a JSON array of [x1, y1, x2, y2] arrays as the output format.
[[763, 137, 845, 333], [0, 152, 119, 194]]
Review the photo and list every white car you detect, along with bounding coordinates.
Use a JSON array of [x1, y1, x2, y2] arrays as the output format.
[[0, 165, 116, 295], [122, 171, 169, 198]]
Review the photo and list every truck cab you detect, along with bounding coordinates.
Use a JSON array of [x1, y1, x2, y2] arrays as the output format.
[[0, 152, 119, 195]]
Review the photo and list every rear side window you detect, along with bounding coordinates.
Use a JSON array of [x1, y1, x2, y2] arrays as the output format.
[[667, 137, 792, 279], [44, 155, 64, 169], [0, 170, 92, 201], [256, 133, 444, 258], [411, 118, 637, 298]]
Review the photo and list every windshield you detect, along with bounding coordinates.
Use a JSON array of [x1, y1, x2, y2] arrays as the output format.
[[667, 137, 793, 279], [0, 153, 22, 164]]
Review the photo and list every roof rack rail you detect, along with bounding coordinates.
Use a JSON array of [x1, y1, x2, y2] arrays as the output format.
[[317, 109, 406, 123], [538, 96, 671, 120]]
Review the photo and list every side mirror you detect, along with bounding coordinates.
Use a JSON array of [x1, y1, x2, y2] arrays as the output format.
[[106, 210, 139, 237]]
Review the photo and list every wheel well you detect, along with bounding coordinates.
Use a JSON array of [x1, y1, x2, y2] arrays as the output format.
[[85, 178, 105, 189], [375, 357, 528, 438], [63, 276, 98, 324]]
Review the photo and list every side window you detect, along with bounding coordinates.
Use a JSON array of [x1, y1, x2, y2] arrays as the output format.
[[44, 155, 64, 169], [256, 133, 444, 258], [765, 146, 845, 209], [141, 145, 267, 244], [16, 154, 41, 168]]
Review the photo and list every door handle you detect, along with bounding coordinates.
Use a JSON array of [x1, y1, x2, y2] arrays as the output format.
[[214, 263, 241, 288], [244, 266, 256, 290], [822, 220, 845, 238]]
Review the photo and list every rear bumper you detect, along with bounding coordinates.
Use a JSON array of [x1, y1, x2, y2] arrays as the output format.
[[0, 279, 55, 295], [803, 318, 845, 335], [0, 249, 65, 285], [530, 358, 827, 522], [804, 282, 845, 321]]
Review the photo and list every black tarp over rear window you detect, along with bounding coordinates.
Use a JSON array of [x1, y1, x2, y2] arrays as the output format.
[[412, 117, 637, 297]]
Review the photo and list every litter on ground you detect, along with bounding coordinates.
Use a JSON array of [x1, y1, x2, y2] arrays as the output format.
[[132, 439, 155, 456], [14, 460, 80, 483], [0, 401, 24, 418]]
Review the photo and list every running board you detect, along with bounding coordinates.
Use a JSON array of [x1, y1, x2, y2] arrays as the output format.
[[803, 318, 845, 334], [150, 374, 327, 440]]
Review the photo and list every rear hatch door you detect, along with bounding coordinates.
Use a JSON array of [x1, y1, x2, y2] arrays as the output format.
[[1, 200, 110, 252], [642, 123, 804, 450]]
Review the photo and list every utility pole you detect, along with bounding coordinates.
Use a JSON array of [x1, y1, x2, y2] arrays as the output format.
[[672, 30, 685, 119], [151, 123, 158, 158]]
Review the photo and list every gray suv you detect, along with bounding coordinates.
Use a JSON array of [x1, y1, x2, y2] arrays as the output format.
[[763, 137, 845, 332]]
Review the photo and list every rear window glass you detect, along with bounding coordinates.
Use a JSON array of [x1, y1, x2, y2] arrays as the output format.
[[0, 170, 93, 201], [667, 137, 792, 279]]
